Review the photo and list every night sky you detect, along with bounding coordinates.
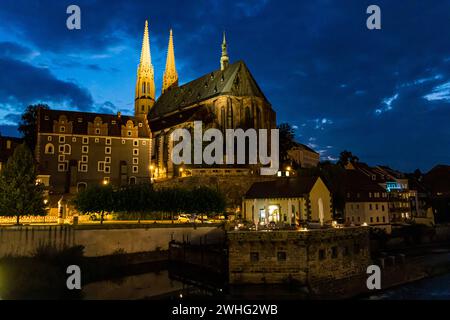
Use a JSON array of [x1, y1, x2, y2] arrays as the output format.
[[0, 0, 449, 172]]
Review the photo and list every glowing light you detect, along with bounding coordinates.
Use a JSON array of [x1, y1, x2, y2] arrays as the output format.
[[103, 180, 109, 185], [286, 166, 291, 171], [179, 168, 184, 173], [362, 222, 368, 226]]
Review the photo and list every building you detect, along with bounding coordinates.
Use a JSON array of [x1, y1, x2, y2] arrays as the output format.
[[137, 24, 277, 180], [424, 165, 450, 223], [345, 162, 433, 225], [35, 108, 151, 194], [343, 170, 391, 232], [242, 176, 333, 227], [0, 136, 23, 172], [287, 142, 320, 168], [228, 227, 371, 285]]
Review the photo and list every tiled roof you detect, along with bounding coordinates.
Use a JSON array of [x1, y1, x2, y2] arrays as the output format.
[[343, 170, 388, 202], [149, 60, 269, 120], [37, 108, 151, 138], [245, 176, 320, 199]]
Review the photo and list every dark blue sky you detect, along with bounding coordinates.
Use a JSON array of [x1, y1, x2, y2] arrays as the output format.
[[0, 0, 449, 172]]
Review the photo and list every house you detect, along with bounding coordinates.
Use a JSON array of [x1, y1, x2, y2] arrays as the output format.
[[242, 176, 333, 227], [287, 142, 320, 168]]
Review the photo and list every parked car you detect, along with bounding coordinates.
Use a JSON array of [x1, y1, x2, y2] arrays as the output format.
[[178, 214, 191, 223], [194, 214, 211, 223]]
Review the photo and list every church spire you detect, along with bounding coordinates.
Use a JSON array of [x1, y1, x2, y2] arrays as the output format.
[[220, 31, 229, 71], [135, 20, 155, 117], [162, 29, 179, 94]]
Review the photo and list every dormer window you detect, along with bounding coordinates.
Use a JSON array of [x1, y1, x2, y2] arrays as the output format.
[[60, 126, 65, 133], [95, 128, 100, 135]]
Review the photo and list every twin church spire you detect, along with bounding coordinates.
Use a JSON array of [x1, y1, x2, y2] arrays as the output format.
[[135, 21, 230, 117]]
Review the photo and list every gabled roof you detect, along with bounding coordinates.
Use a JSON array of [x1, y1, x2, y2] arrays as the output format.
[[149, 60, 270, 119], [244, 176, 322, 199], [292, 141, 319, 154], [37, 109, 151, 138]]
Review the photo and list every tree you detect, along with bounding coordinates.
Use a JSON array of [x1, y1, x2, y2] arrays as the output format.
[[19, 104, 50, 152], [73, 184, 115, 224], [277, 123, 296, 164], [337, 150, 359, 167], [0, 144, 47, 224]]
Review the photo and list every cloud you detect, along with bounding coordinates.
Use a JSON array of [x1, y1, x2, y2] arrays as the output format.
[[0, 42, 39, 60], [424, 81, 450, 102], [375, 93, 399, 115], [0, 58, 94, 113]]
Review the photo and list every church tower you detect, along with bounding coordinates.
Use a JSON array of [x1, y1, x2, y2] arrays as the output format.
[[220, 32, 229, 71], [135, 20, 155, 117], [162, 29, 179, 94]]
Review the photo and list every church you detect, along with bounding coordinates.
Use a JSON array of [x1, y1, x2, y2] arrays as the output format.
[[134, 21, 277, 180], [33, 20, 279, 209]]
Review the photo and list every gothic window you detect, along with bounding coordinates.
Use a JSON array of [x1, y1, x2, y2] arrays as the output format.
[[63, 144, 71, 155], [227, 102, 233, 128], [245, 107, 252, 128], [221, 107, 226, 129], [142, 82, 146, 94]]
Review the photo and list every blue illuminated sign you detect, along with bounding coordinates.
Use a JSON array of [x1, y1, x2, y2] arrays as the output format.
[[386, 182, 403, 192]]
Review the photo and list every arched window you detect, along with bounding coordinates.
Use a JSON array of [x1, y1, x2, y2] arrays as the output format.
[[245, 107, 252, 128], [77, 182, 87, 193], [221, 107, 226, 129], [129, 177, 136, 185], [45, 143, 54, 154], [142, 82, 146, 94], [227, 103, 233, 128], [63, 144, 71, 155]]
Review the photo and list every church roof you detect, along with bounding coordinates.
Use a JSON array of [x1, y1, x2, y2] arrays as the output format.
[[149, 60, 270, 119]]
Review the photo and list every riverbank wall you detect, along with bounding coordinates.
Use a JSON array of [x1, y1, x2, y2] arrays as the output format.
[[0, 224, 225, 258]]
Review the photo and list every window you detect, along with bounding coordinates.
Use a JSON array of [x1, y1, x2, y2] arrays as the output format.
[[133, 140, 139, 147], [81, 155, 88, 163], [375, 192, 380, 198], [79, 163, 88, 173], [83, 137, 89, 144], [78, 118, 83, 123], [370, 217, 373, 223], [382, 216, 386, 223], [58, 155, 65, 162], [129, 177, 136, 185], [105, 147, 111, 154], [382, 205, 385, 211], [95, 138, 99, 143], [127, 131, 132, 136], [319, 249, 326, 260], [139, 123, 143, 127], [133, 166, 138, 173], [82, 146, 89, 153], [142, 140, 147, 146], [60, 126, 65, 133], [72, 137, 76, 142], [250, 252, 259, 262], [331, 247, 338, 259], [111, 120, 116, 125], [369, 192, 372, 198], [47, 136, 52, 141], [122, 140, 126, 144], [77, 182, 87, 192], [45, 143, 54, 154], [376, 216, 380, 223], [375, 204, 379, 210], [106, 138, 111, 145], [133, 158, 138, 165], [59, 136, 65, 143], [58, 163, 66, 172], [95, 128, 100, 135], [45, 116, 49, 120], [369, 204, 373, 210], [277, 252, 287, 262], [63, 144, 71, 155], [357, 216, 360, 222], [104, 166, 110, 174], [59, 145, 64, 153], [133, 149, 139, 156], [105, 157, 111, 164], [98, 162, 105, 172]]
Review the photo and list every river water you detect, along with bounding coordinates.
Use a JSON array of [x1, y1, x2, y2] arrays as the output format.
[[83, 269, 450, 300]]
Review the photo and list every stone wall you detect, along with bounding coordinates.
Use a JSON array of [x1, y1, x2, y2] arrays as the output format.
[[0, 225, 224, 258], [228, 227, 371, 285], [154, 175, 276, 208]]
